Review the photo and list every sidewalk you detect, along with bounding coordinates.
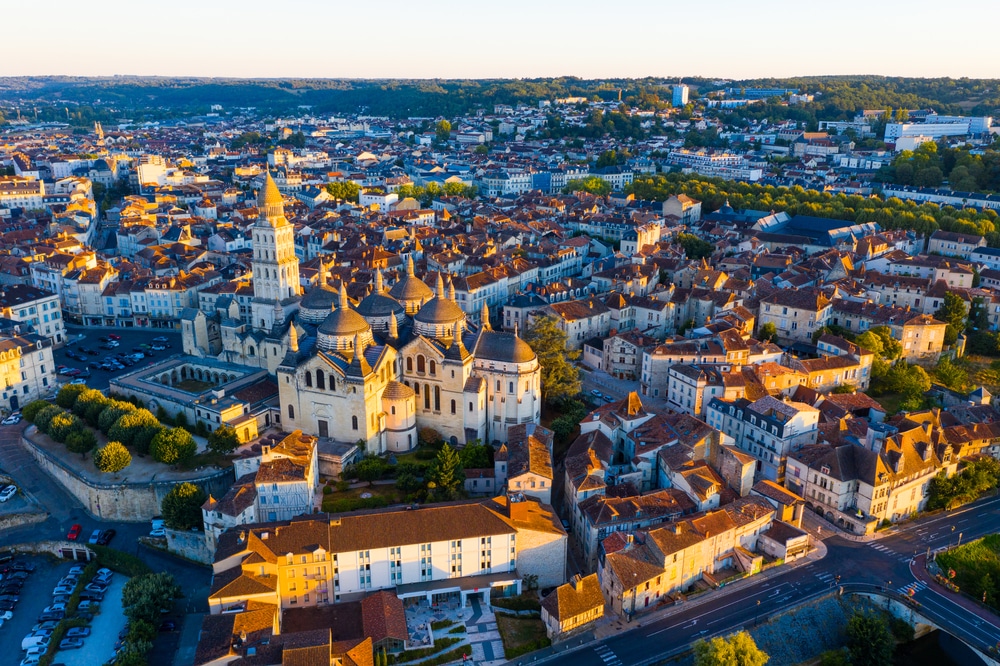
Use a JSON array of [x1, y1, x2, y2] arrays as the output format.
[[910, 553, 1000, 629]]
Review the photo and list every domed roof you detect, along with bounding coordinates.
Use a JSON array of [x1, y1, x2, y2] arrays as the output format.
[[718, 199, 734, 215], [318, 307, 371, 338], [382, 381, 415, 400], [356, 292, 405, 318], [414, 296, 465, 326], [300, 284, 338, 311], [388, 256, 434, 302], [476, 330, 536, 364], [258, 171, 284, 208]]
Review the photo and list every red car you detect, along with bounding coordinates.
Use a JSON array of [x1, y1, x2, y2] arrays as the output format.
[[108, 333, 121, 340], [67, 524, 82, 541]]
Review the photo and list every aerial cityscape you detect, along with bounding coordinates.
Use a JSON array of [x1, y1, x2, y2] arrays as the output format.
[[3, 6, 1000, 666]]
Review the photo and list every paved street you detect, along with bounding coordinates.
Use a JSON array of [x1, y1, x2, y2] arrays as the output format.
[[531, 497, 1000, 666]]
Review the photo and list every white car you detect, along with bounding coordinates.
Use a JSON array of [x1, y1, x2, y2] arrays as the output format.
[[0, 485, 16, 502], [1, 414, 21, 426], [149, 528, 166, 538], [43, 603, 66, 613], [0, 610, 12, 621], [20, 657, 41, 666]]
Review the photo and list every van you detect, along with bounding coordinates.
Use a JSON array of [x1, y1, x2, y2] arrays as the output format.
[[21, 634, 50, 650]]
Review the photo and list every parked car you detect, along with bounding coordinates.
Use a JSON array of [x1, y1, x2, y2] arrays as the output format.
[[52, 586, 74, 596], [10, 562, 34, 573], [70, 378, 86, 385], [77, 600, 99, 612], [65, 627, 91, 638], [79, 592, 103, 602], [95, 567, 113, 578], [87, 529, 102, 545], [52, 595, 72, 605], [603, 394, 615, 402], [159, 620, 176, 632], [31, 621, 57, 633], [0, 601, 16, 611], [43, 603, 67, 613], [7, 571, 28, 580], [57, 576, 78, 587], [0, 594, 19, 603], [83, 583, 106, 594], [20, 656, 41, 666], [0, 414, 20, 426], [152, 336, 168, 343], [149, 528, 166, 538], [0, 485, 16, 501], [98, 337, 109, 342], [68, 565, 85, 576], [151, 344, 166, 351], [67, 524, 82, 540], [37, 610, 64, 622], [108, 333, 121, 340], [75, 610, 94, 622], [97, 529, 116, 545], [59, 637, 85, 650]]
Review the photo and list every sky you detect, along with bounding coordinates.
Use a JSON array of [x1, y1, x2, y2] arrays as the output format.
[[3, 0, 998, 80]]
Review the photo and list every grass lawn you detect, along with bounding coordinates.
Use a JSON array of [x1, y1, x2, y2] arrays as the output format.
[[495, 614, 550, 659], [180, 450, 233, 471], [174, 379, 216, 393], [321, 482, 406, 512], [935, 533, 1000, 610], [873, 392, 906, 415]]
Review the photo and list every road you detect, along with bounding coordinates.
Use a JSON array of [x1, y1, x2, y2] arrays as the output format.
[[536, 497, 1000, 666]]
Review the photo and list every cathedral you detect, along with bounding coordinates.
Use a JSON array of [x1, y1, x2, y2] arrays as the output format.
[[182, 172, 542, 453]]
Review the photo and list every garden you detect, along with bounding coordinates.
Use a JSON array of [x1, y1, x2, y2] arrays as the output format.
[[935, 533, 1000, 610], [21, 384, 242, 479]]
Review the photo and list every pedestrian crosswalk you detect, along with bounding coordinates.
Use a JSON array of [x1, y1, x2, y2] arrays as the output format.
[[900, 581, 927, 596], [594, 644, 621, 666], [815, 571, 837, 585], [868, 541, 914, 563]]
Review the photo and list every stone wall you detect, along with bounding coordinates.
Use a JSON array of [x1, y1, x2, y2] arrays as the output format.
[[0, 511, 47, 531], [22, 432, 235, 522], [165, 527, 213, 564]]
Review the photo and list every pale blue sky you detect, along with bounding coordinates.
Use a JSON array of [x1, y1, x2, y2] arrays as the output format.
[[4, 0, 997, 79]]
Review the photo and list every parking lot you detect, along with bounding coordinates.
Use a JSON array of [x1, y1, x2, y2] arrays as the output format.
[[55, 575, 127, 666], [56, 325, 182, 392]]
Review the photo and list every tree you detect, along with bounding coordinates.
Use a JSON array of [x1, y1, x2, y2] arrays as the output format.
[[65, 428, 97, 458], [56, 383, 89, 409], [934, 356, 969, 391], [458, 441, 492, 469], [99, 400, 138, 435], [73, 389, 109, 427], [151, 427, 198, 466], [758, 322, 778, 343], [562, 176, 612, 197], [435, 119, 452, 142], [935, 292, 969, 346], [49, 411, 81, 443], [677, 233, 715, 260], [22, 400, 49, 423], [354, 456, 385, 486], [32, 404, 64, 434], [845, 611, 894, 666], [110, 409, 163, 454], [693, 631, 769, 666], [325, 181, 360, 202], [207, 425, 240, 455], [122, 572, 182, 623], [95, 441, 132, 475], [523, 315, 581, 404], [160, 482, 207, 531], [428, 444, 463, 500]]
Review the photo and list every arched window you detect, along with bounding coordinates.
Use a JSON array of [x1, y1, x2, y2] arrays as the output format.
[[434, 386, 441, 412], [509, 382, 514, 393], [391, 406, 396, 415], [316, 371, 325, 390], [414, 382, 419, 395], [469, 401, 473, 412], [304, 371, 312, 387], [429, 360, 436, 376], [352, 415, 358, 430], [451, 400, 456, 414], [496, 380, 501, 391], [424, 387, 431, 410], [417, 355, 426, 373], [406, 357, 413, 372], [288, 404, 295, 419]]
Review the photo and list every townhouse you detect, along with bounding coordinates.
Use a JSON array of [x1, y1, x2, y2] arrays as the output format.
[[757, 289, 832, 345]]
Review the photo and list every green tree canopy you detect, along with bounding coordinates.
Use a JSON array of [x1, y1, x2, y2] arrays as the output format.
[[758, 321, 778, 343], [95, 440, 132, 474], [562, 176, 612, 197], [435, 119, 452, 142], [122, 572, 182, 624], [150, 427, 198, 466], [523, 315, 581, 404], [458, 441, 492, 469], [935, 292, 969, 346], [161, 482, 207, 531], [110, 409, 164, 454], [845, 611, 894, 666], [207, 425, 240, 455], [22, 400, 49, 423], [65, 428, 97, 458], [99, 400, 138, 434], [354, 456, 385, 486], [56, 383, 89, 409], [325, 181, 360, 202], [693, 631, 769, 666], [677, 233, 715, 260]]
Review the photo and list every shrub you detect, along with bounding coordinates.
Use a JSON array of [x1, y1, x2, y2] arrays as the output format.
[[322, 485, 333, 495], [90, 544, 153, 577], [95, 441, 132, 474], [151, 427, 198, 465], [322, 496, 388, 513], [22, 399, 49, 423], [72, 388, 106, 422], [110, 409, 163, 454], [55, 383, 89, 409]]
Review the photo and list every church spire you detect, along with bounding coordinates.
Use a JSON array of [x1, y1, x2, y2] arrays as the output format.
[[448, 276, 456, 302], [375, 268, 384, 293], [318, 259, 328, 288], [435, 272, 445, 299], [258, 169, 285, 223], [481, 302, 491, 330], [388, 311, 399, 339], [407, 255, 415, 277], [289, 324, 299, 353]]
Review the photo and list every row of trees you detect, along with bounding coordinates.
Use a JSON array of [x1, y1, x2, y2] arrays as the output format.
[[625, 173, 1000, 247], [115, 571, 182, 665], [926, 457, 1000, 511], [26, 385, 201, 468], [878, 140, 1000, 193]]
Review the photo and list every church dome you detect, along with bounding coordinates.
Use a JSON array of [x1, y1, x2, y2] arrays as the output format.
[[356, 292, 405, 319], [414, 296, 465, 326], [315, 283, 374, 351], [382, 380, 415, 401], [475, 330, 536, 364], [389, 273, 434, 302], [299, 285, 339, 324]]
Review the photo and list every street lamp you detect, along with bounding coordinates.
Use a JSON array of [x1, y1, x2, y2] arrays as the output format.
[[755, 599, 761, 626]]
